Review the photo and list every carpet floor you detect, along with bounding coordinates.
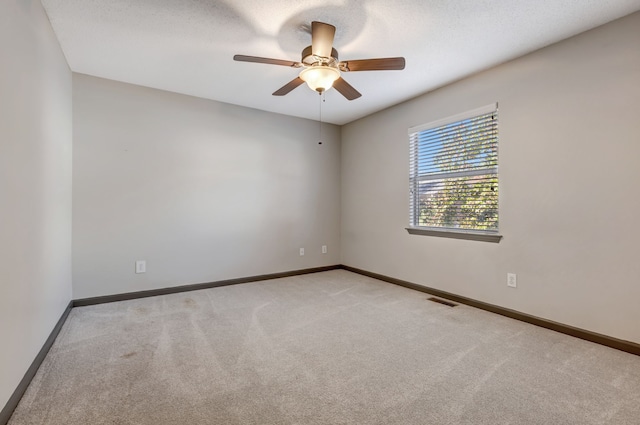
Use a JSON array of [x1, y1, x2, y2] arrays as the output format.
[[8, 270, 640, 424]]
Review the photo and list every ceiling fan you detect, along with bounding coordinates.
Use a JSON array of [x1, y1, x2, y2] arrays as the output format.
[[233, 21, 405, 100]]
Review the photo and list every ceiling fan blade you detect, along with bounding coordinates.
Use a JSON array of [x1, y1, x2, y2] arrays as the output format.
[[333, 77, 361, 100], [234, 55, 300, 67], [340, 57, 406, 72], [273, 77, 305, 96], [311, 21, 336, 58]]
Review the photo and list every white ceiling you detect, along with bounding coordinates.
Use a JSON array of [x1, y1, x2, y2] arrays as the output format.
[[41, 0, 640, 125]]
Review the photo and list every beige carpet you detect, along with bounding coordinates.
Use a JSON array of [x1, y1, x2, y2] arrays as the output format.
[[8, 270, 640, 424]]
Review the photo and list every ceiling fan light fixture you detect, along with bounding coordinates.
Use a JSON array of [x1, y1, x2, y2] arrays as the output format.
[[299, 66, 340, 93], [234, 21, 403, 100]]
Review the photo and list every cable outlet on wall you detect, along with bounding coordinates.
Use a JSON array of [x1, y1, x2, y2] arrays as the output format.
[[299, 248, 304, 256], [322, 245, 327, 254], [507, 273, 517, 288], [135, 260, 146, 274]]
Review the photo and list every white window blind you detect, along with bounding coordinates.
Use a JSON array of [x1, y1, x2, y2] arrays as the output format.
[[409, 104, 499, 233]]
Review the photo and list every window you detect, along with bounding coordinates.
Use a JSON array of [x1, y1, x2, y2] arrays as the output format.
[[408, 104, 500, 241]]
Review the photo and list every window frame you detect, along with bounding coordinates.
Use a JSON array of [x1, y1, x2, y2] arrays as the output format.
[[406, 103, 502, 243]]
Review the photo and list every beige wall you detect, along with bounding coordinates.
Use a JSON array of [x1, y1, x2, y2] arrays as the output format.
[[0, 0, 73, 410], [341, 12, 640, 343], [72, 75, 341, 299]]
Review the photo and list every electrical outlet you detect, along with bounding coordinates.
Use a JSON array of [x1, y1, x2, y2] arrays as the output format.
[[507, 273, 517, 288], [322, 245, 327, 254], [135, 260, 146, 274], [299, 248, 305, 256]]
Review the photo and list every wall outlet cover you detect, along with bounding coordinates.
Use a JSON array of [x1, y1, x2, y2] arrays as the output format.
[[135, 260, 146, 274]]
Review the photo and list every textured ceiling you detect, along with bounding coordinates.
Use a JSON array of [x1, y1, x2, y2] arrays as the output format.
[[41, 0, 640, 125]]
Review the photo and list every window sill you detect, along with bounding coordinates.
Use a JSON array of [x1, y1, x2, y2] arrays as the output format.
[[405, 227, 502, 243]]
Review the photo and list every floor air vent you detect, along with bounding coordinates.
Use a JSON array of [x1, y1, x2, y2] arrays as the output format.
[[427, 297, 457, 307]]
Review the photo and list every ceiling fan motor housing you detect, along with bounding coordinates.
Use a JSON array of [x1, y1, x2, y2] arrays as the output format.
[[301, 46, 339, 66]]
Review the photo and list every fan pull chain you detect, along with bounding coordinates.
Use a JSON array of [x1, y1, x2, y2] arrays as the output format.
[[318, 91, 325, 145]]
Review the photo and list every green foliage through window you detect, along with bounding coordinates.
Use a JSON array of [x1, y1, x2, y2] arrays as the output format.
[[409, 105, 498, 232]]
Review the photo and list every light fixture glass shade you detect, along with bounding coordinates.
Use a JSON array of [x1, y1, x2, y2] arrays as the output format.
[[299, 66, 340, 93]]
